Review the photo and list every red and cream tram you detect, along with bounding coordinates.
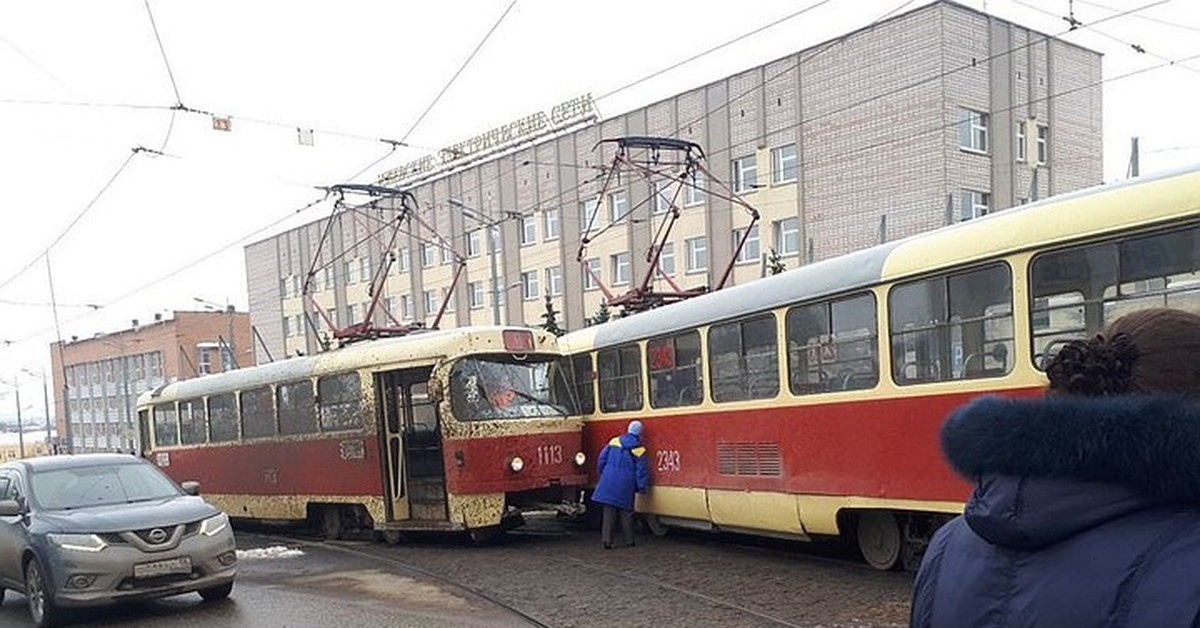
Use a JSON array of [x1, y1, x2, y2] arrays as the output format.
[[136, 327, 588, 541], [561, 164, 1200, 569]]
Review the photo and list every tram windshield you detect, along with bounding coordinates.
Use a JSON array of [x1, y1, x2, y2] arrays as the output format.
[[449, 354, 580, 421]]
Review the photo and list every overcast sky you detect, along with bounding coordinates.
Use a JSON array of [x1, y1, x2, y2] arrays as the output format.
[[1, 0, 1198, 419]]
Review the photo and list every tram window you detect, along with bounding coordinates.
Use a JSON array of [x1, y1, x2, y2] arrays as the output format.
[[786, 293, 879, 395], [318, 372, 363, 432], [573, 354, 595, 414], [176, 399, 206, 445], [1031, 225, 1200, 367], [598, 344, 643, 412], [240, 386, 276, 439], [709, 313, 779, 403], [648, 331, 703, 408], [890, 263, 1013, 385], [277, 380, 318, 436], [152, 403, 178, 447], [410, 381, 437, 432], [208, 393, 238, 443]]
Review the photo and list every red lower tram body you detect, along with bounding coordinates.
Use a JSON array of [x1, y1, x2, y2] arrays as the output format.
[[150, 425, 588, 539], [581, 387, 1040, 568]]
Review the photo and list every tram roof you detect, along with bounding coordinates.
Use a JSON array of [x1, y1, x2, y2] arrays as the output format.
[[140, 326, 556, 405], [574, 162, 1200, 350]]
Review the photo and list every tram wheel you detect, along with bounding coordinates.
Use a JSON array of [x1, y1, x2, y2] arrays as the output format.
[[467, 526, 502, 544], [379, 530, 404, 545], [856, 510, 902, 571], [321, 506, 344, 541], [643, 514, 669, 537]]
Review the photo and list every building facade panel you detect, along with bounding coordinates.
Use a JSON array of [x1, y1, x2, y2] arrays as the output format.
[[244, 0, 1102, 347]]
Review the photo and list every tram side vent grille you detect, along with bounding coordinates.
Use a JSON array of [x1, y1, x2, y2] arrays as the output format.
[[717, 442, 782, 476]]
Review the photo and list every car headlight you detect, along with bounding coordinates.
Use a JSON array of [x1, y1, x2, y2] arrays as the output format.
[[199, 513, 230, 537], [47, 533, 107, 553], [508, 456, 525, 473], [574, 452, 587, 466]]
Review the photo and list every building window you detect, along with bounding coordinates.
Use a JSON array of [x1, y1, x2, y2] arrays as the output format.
[[686, 237, 708, 273], [959, 109, 989, 153], [1015, 122, 1027, 163], [324, 308, 337, 330], [583, 258, 601, 291], [608, 190, 630, 224], [283, 316, 292, 338], [469, 281, 484, 309], [521, 271, 540, 300], [580, 197, 601, 233], [400, 294, 413, 321], [685, 171, 706, 206], [359, 257, 372, 282], [198, 348, 213, 375], [467, 229, 482, 258], [347, 304, 360, 324], [653, 181, 672, 215], [733, 225, 761, 264], [346, 260, 359, 285], [396, 247, 410, 273], [441, 246, 454, 265], [492, 278, 506, 306], [423, 290, 439, 317], [612, 252, 631, 285], [544, 208, 560, 240], [520, 216, 536, 245], [421, 243, 435, 268], [384, 296, 395, 316], [731, 155, 758, 193], [546, 266, 563, 296], [960, 189, 991, 221], [1037, 124, 1049, 165], [442, 288, 455, 312], [774, 217, 799, 256], [657, 243, 675, 277], [771, 144, 797, 184]]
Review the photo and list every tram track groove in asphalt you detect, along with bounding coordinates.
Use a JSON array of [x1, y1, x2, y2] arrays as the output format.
[[245, 532, 556, 628]]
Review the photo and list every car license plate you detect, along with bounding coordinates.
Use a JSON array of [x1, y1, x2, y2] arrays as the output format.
[[133, 557, 192, 579]]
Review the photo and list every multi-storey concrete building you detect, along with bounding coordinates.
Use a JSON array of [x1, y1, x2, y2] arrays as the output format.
[[48, 309, 253, 454], [246, 0, 1102, 361]]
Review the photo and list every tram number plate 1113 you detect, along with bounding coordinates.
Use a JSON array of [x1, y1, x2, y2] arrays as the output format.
[[537, 444, 563, 466]]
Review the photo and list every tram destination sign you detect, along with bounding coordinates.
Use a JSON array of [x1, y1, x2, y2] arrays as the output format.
[[379, 93, 597, 187]]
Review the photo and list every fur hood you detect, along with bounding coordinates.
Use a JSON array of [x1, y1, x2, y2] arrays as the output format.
[[942, 395, 1200, 504]]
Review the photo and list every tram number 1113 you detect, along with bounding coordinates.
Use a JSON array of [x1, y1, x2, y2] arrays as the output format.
[[538, 444, 564, 466]]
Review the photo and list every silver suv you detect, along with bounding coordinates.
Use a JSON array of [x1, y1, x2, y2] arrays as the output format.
[[0, 454, 238, 627]]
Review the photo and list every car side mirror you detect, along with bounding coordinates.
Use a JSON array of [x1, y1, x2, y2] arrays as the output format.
[[0, 499, 25, 516], [180, 481, 201, 496]]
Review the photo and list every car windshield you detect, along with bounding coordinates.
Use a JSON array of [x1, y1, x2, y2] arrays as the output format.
[[29, 462, 182, 511], [449, 354, 580, 421]]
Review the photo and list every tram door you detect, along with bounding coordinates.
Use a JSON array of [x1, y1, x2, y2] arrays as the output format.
[[377, 367, 447, 523]]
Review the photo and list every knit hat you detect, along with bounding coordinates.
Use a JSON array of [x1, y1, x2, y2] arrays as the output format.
[[627, 420, 643, 436]]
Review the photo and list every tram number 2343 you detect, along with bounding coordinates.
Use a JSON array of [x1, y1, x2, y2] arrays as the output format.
[[656, 450, 681, 472]]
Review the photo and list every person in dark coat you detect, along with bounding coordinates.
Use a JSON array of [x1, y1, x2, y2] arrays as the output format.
[[592, 420, 650, 549], [912, 307, 1200, 627]]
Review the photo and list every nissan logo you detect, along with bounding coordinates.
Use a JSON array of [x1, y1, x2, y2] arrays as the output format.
[[147, 528, 168, 544]]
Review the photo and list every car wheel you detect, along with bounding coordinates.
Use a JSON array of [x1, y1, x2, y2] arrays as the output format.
[[26, 558, 63, 628], [198, 581, 234, 602], [0, 586, 6, 604]]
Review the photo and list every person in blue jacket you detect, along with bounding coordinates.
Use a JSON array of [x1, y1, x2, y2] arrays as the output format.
[[912, 307, 1200, 627], [593, 420, 650, 549]]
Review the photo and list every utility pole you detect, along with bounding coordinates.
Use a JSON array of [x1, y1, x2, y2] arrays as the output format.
[[21, 368, 53, 452], [47, 254, 73, 454], [450, 199, 510, 325], [1128, 136, 1140, 178], [10, 376, 25, 459]]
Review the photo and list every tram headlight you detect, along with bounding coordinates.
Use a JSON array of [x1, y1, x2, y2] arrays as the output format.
[[573, 452, 587, 467], [508, 456, 525, 473]]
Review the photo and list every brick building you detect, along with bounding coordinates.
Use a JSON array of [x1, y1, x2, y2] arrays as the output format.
[[246, 0, 1102, 361], [48, 309, 254, 454]]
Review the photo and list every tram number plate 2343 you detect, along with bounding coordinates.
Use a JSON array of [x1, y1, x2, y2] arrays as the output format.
[[656, 450, 681, 472]]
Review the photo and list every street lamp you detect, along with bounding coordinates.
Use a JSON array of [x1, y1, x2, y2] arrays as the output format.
[[449, 198, 517, 326], [0, 375, 25, 458], [20, 368, 53, 452]]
